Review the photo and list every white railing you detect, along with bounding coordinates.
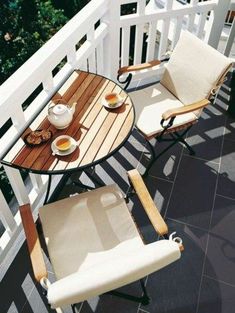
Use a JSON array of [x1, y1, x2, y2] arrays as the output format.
[[0, 0, 232, 270], [0, 0, 116, 268], [119, 0, 232, 87]]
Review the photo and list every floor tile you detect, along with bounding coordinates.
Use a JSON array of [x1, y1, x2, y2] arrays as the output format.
[[166, 156, 218, 230], [138, 137, 183, 182], [0, 242, 36, 313], [224, 116, 235, 142], [210, 195, 235, 236], [204, 198, 235, 287], [197, 276, 235, 313], [217, 140, 235, 199], [185, 105, 226, 163], [140, 220, 208, 313], [94, 140, 146, 191]]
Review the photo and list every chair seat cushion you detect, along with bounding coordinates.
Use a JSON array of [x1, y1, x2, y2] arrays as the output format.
[[131, 83, 198, 137], [39, 184, 143, 280], [47, 239, 181, 308]]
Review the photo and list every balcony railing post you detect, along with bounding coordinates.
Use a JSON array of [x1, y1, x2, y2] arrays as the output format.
[[101, 0, 120, 81], [224, 17, 235, 57], [3, 166, 29, 205], [206, 0, 231, 49]]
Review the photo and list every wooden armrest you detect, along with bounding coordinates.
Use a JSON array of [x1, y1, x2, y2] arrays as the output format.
[[127, 169, 168, 236], [162, 99, 210, 121], [118, 59, 161, 76], [19, 204, 47, 282]]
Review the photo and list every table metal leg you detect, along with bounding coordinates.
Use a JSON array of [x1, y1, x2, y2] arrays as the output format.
[[85, 169, 105, 187], [72, 168, 105, 191], [43, 175, 52, 205]]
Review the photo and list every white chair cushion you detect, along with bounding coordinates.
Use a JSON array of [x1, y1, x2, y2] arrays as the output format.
[[132, 83, 198, 137], [47, 239, 181, 308], [161, 31, 232, 105], [39, 184, 143, 280]]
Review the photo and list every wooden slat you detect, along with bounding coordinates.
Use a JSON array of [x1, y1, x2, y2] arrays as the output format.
[[20, 204, 47, 282], [80, 91, 128, 165], [110, 107, 134, 150], [94, 96, 132, 160]]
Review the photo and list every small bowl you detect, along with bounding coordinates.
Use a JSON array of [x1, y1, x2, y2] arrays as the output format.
[[55, 136, 72, 151]]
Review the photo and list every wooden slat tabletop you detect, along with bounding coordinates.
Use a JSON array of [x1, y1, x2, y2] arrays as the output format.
[[2, 71, 135, 174]]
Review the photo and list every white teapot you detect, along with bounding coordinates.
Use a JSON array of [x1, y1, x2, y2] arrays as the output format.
[[48, 101, 76, 129]]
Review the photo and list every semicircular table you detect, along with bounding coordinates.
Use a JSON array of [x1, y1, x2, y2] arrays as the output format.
[[1, 70, 135, 204]]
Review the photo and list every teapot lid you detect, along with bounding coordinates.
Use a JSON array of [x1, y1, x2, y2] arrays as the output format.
[[52, 104, 67, 115]]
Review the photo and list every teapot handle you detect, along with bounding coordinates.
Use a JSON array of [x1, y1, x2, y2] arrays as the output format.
[[48, 101, 56, 115], [48, 98, 64, 114]]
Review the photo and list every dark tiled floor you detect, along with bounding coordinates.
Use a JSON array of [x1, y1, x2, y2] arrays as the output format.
[[1, 80, 235, 313]]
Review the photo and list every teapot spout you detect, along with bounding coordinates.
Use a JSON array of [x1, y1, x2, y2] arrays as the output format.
[[71, 102, 77, 115]]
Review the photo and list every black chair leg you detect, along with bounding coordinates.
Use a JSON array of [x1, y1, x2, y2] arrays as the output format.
[[105, 278, 150, 305], [179, 137, 195, 155], [143, 139, 178, 178], [142, 125, 195, 177]]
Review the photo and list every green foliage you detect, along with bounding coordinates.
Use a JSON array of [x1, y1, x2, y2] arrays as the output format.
[[0, 0, 68, 84], [52, 0, 91, 18]]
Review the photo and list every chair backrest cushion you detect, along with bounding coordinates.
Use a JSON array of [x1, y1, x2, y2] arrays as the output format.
[[161, 31, 232, 105]]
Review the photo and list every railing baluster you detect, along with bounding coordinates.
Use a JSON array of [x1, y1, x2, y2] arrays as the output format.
[[146, 21, 157, 62], [206, 0, 231, 49], [29, 173, 43, 192], [158, 17, 171, 59], [11, 107, 26, 132], [96, 43, 104, 75], [224, 17, 235, 57], [187, 0, 198, 32], [121, 26, 131, 66], [67, 46, 77, 69], [0, 191, 16, 234], [134, 23, 145, 64], [42, 72, 54, 92], [157, 0, 173, 59], [172, 16, 183, 49], [137, 0, 145, 15], [101, 0, 120, 80], [87, 28, 96, 73], [196, 11, 208, 39], [3, 166, 29, 205]]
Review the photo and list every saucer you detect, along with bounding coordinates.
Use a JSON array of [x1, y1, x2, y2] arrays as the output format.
[[102, 95, 124, 109], [51, 135, 77, 156]]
